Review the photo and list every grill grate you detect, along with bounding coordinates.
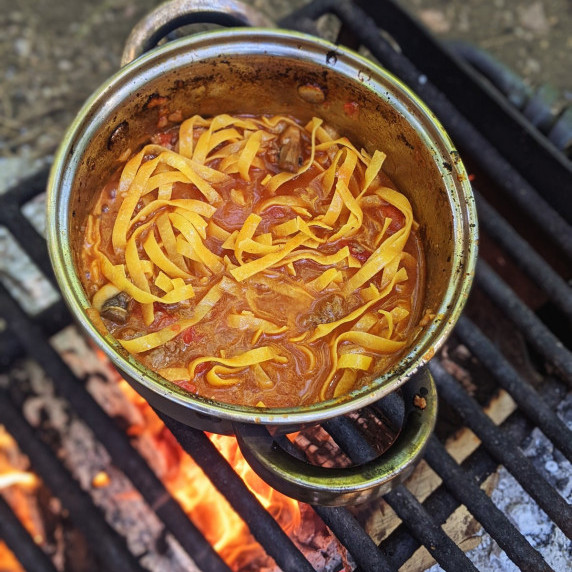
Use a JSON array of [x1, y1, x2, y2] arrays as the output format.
[[1, 0, 571, 571]]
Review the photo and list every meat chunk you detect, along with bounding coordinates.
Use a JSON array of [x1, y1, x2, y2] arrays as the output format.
[[278, 126, 303, 172], [101, 292, 131, 324], [302, 294, 346, 329]]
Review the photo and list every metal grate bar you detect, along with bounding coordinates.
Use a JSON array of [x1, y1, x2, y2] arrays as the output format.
[[381, 375, 567, 568], [429, 360, 572, 538], [323, 416, 379, 463], [384, 485, 479, 572], [455, 316, 572, 462], [476, 260, 572, 383], [314, 506, 395, 572], [324, 414, 480, 572], [381, 446, 496, 568], [281, 0, 572, 258], [0, 168, 50, 208], [0, 395, 145, 572], [275, 432, 396, 572], [156, 412, 315, 572], [475, 191, 572, 321], [370, 392, 405, 432], [424, 435, 554, 572], [0, 495, 58, 572], [0, 201, 56, 288], [360, 0, 572, 223], [0, 285, 229, 572]]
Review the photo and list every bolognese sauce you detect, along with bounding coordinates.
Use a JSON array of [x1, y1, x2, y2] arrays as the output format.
[[80, 114, 426, 407]]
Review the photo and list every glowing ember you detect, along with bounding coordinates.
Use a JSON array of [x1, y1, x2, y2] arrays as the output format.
[[49, 334, 346, 570], [0, 426, 42, 572], [91, 470, 111, 488], [0, 544, 24, 572], [0, 471, 37, 491]]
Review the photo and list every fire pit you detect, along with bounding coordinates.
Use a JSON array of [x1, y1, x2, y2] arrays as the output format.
[[1, 0, 571, 571]]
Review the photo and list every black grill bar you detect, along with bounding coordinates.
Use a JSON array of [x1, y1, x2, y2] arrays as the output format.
[[455, 316, 572, 462], [475, 191, 572, 321], [0, 395, 145, 572], [322, 416, 379, 463], [0, 167, 50, 207], [323, 415, 480, 572], [476, 260, 572, 383], [275, 432, 396, 572], [156, 412, 315, 572], [360, 0, 572, 223], [429, 360, 572, 538], [381, 376, 567, 568], [280, 0, 572, 258], [0, 495, 58, 572], [424, 435, 554, 572], [314, 506, 394, 572], [382, 446, 498, 569], [0, 285, 229, 572], [384, 486, 479, 572], [0, 198, 56, 289]]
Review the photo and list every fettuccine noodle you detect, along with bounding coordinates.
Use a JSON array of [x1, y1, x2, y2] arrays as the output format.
[[80, 113, 427, 407]]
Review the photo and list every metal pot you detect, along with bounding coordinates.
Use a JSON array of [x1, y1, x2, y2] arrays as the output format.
[[46, 0, 477, 505]]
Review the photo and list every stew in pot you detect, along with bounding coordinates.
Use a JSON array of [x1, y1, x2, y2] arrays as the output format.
[[80, 113, 427, 407]]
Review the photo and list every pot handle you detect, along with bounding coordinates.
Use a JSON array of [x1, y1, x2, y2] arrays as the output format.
[[121, 0, 275, 67], [233, 370, 437, 506]]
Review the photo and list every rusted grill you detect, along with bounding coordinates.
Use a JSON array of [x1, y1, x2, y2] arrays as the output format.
[[1, 1, 571, 570]]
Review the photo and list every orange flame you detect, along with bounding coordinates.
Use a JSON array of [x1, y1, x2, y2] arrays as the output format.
[[0, 426, 41, 572], [115, 378, 302, 569], [1, 340, 346, 571]]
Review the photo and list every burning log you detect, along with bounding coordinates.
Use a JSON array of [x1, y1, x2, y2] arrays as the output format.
[[48, 325, 347, 571]]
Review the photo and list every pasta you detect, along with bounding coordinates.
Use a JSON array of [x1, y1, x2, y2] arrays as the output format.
[[80, 113, 426, 407]]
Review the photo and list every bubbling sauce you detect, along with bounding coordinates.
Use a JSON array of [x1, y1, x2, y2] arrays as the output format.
[[80, 114, 426, 407]]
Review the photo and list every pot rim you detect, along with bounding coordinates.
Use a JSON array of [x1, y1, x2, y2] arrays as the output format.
[[47, 28, 477, 426]]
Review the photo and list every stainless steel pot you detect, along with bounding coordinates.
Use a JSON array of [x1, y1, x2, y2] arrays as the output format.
[[46, 0, 477, 505]]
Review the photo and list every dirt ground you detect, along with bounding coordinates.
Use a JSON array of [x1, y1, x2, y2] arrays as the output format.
[[400, 0, 572, 94], [0, 0, 571, 168]]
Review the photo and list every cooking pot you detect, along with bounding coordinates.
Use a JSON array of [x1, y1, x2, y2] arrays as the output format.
[[46, 0, 477, 505]]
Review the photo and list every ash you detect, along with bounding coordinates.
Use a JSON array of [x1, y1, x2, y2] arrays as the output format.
[[428, 392, 572, 571]]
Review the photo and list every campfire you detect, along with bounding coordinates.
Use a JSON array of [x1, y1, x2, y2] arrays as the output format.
[[0, 321, 508, 572], [0, 325, 349, 571], [110, 371, 346, 571], [1, 1, 570, 570]]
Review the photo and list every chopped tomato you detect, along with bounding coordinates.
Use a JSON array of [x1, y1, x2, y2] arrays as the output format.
[[182, 327, 198, 345], [151, 307, 178, 331], [381, 204, 405, 234], [157, 132, 173, 146], [338, 240, 371, 263], [343, 101, 359, 118], [177, 380, 198, 394], [194, 362, 210, 375]]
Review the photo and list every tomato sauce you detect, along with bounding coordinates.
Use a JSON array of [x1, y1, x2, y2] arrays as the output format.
[[80, 115, 426, 407]]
